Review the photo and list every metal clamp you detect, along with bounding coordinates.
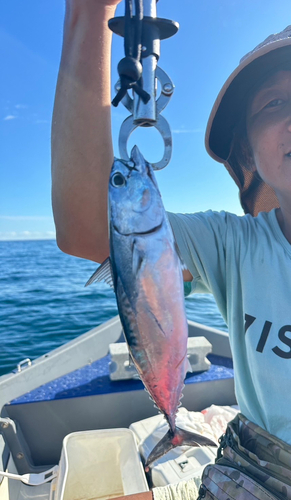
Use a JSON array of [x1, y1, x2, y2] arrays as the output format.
[[110, 0, 178, 169], [116, 67, 174, 115], [116, 66, 174, 169]]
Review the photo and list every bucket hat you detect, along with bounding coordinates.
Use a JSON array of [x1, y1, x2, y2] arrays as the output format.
[[205, 26, 291, 216]]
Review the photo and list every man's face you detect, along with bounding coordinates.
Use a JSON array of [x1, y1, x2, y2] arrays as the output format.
[[247, 70, 291, 200]]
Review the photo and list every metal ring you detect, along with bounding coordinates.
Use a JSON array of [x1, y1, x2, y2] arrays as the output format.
[[115, 66, 174, 115], [155, 66, 174, 114], [118, 114, 172, 170]]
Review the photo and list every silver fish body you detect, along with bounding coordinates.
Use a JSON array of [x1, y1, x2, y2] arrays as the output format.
[[88, 146, 216, 466], [110, 147, 188, 427]]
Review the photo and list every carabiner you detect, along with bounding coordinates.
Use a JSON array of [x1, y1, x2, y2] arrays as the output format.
[[118, 113, 172, 170]]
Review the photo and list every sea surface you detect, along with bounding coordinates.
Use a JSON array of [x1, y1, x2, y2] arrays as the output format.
[[0, 240, 227, 377]]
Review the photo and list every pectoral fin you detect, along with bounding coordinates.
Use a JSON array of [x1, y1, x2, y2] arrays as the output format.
[[85, 257, 114, 288]]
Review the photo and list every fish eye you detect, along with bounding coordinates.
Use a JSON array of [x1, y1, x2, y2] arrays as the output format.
[[111, 172, 126, 188]]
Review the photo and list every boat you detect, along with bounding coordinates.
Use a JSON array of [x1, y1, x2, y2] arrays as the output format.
[[0, 314, 236, 499], [0, 1, 238, 498]]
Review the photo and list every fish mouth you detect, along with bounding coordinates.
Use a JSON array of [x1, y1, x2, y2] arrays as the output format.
[[113, 220, 164, 237]]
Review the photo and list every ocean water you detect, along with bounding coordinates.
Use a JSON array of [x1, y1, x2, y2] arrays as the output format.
[[0, 240, 227, 377]]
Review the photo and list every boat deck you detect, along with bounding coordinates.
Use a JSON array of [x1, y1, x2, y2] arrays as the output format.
[[0, 317, 236, 499], [10, 353, 233, 405]]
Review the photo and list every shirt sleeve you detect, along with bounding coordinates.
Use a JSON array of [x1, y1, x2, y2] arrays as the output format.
[[167, 210, 228, 321]]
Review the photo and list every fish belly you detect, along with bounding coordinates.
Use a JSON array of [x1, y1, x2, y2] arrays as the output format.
[[130, 234, 188, 428], [111, 222, 188, 429]]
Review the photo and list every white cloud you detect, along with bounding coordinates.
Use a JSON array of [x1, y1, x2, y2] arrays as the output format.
[[3, 115, 16, 121], [0, 230, 56, 241], [15, 104, 28, 109], [172, 129, 203, 134], [0, 215, 53, 221]]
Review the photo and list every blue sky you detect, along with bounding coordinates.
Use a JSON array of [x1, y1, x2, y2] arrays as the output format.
[[1, 0, 290, 240]]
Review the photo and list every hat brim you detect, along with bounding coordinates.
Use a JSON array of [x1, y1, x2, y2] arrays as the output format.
[[206, 40, 291, 162]]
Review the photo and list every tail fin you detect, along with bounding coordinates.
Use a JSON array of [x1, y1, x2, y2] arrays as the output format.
[[145, 426, 217, 469]]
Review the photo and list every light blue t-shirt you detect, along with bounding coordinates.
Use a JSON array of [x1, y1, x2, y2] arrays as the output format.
[[167, 209, 291, 444]]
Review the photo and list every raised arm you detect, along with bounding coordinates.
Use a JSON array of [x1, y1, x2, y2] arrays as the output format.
[[51, 0, 121, 263]]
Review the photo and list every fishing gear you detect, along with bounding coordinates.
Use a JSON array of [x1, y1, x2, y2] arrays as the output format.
[[109, 0, 179, 170], [111, 0, 150, 108]]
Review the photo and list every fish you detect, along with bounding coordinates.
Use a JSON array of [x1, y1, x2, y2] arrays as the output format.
[[86, 146, 216, 467]]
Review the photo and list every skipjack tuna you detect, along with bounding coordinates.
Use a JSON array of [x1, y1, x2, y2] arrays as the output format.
[[86, 146, 216, 467]]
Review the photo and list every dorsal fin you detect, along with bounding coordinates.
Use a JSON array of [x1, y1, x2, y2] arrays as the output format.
[[85, 257, 114, 288]]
